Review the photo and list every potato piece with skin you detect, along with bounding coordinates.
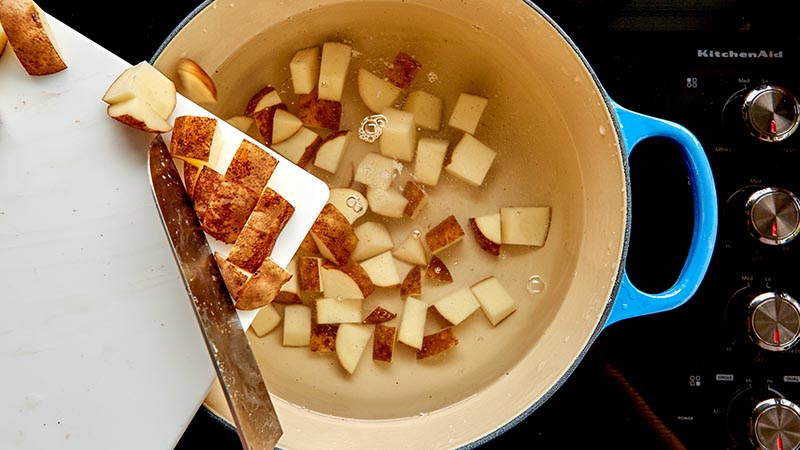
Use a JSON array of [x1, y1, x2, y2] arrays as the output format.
[[397, 296, 427, 350], [379, 107, 417, 162], [431, 286, 480, 326], [351, 221, 394, 262], [253, 104, 288, 146], [413, 138, 449, 186], [385, 51, 421, 89], [297, 88, 341, 131], [363, 306, 397, 324], [214, 252, 250, 302], [366, 186, 408, 219], [445, 133, 497, 187], [336, 323, 373, 375], [271, 127, 323, 168], [0, 0, 66, 75], [169, 115, 219, 163], [244, 85, 282, 116], [290, 46, 320, 95], [176, 57, 217, 104], [271, 109, 304, 145], [314, 130, 352, 174], [106, 98, 172, 133], [318, 42, 352, 102], [470, 276, 517, 326], [373, 324, 397, 363], [416, 327, 458, 359], [403, 180, 428, 219], [250, 303, 282, 337], [201, 179, 260, 244], [403, 90, 442, 131], [360, 251, 401, 288], [320, 260, 375, 299], [425, 214, 465, 255], [328, 187, 368, 224], [425, 255, 453, 283], [283, 304, 312, 347], [225, 115, 254, 134], [298, 256, 322, 293], [400, 266, 422, 299], [448, 93, 488, 134], [103, 61, 175, 121], [310, 323, 338, 353], [235, 257, 292, 310], [310, 203, 359, 266], [315, 297, 363, 324], [227, 188, 295, 272], [500, 206, 552, 246], [224, 139, 278, 194], [357, 68, 403, 113], [469, 213, 502, 256], [189, 166, 224, 221]]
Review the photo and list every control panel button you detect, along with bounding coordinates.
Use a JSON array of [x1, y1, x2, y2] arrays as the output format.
[[747, 292, 800, 351], [742, 85, 800, 142], [745, 188, 800, 245], [751, 398, 800, 450]]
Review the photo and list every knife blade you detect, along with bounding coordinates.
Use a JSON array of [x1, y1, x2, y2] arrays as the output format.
[[147, 134, 283, 450]]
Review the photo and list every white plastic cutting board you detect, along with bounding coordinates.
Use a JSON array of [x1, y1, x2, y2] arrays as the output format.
[[0, 13, 328, 450]]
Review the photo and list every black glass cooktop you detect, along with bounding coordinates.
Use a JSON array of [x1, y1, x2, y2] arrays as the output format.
[[34, 1, 800, 448]]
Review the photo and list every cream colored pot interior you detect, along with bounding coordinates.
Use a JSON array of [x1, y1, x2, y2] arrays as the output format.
[[154, 0, 627, 448]]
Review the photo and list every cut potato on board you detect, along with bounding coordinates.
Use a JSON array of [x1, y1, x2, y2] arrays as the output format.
[[283, 304, 312, 347], [227, 188, 295, 272], [392, 233, 427, 267], [335, 323, 373, 375], [235, 257, 292, 310], [366, 186, 408, 219], [176, 57, 217, 104], [250, 304, 282, 337], [106, 97, 172, 134], [417, 327, 458, 359], [0, 0, 66, 75], [357, 68, 403, 113], [400, 266, 422, 299], [271, 109, 304, 145], [190, 166, 224, 221], [315, 297, 363, 324], [379, 107, 417, 162], [200, 179, 260, 244], [385, 51, 421, 89], [448, 93, 488, 134], [328, 187, 368, 224], [445, 133, 497, 187], [425, 255, 453, 283], [297, 88, 341, 131], [398, 296, 428, 350], [318, 41, 352, 102], [320, 260, 375, 299], [403, 90, 442, 131], [470, 276, 517, 326], [310, 323, 338, 353], [360, 251, 401, 288], [362, 306, 397, 324], [244, 84, 283, 116], [298, 256, 323, 293], [373, 324, 397, 363], [224, 139, 278, 194], [354, 152, 401, 190], [425, 215, 465, 255], [351, 221, 394, 262], [314, 130, 352, 174], [469, 213, 502, 256], [214, 252, 250, 302], [169, 115, 219, 162], [103, 61, 175, 123], [402, 180, 428, 219], [414, 138, 449, 187], [290, 46, 320, 95], [500, 206, 551, 246], [310, 203, 359, 266], [432, 286, 480, 326], [272, 126, 323, 168]]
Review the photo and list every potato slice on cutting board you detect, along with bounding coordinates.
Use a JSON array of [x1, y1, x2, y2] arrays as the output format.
[[102, 61, 176, 133], [234, 257, 292, 310], [0, 0, 67, 75]]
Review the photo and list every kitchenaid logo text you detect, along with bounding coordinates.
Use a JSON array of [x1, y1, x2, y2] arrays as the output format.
[[697, 49, 783, 59]]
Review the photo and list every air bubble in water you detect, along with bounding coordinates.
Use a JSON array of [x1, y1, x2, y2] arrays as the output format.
[[411, 229, 421, 239], [527, 275, 545, 295]]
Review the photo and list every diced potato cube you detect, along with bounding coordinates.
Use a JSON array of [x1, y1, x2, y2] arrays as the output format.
[[500, 206, 551, 246], [431, 286, 480, 326], [290, 46, 321, 95], [318, 42, 352, 101], [413, 138, 448, 186], [448, 93, 488, 134], [470, 276, 517, 326], [445, 133, 496, 187], [403, 90, 443, 131], [398, 296, 427, 350], [250, 304, 282, 337], [283, 304, 312, 346], [315, 298, 363, 324], [354, 152, 401, 190], [379, 107, 417, 162]]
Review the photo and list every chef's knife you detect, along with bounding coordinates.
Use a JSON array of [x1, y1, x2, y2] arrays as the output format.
[[147, 134, 282, 450]]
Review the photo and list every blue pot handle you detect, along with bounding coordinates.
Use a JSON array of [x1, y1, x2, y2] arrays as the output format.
[[604, 102, 718, 328]]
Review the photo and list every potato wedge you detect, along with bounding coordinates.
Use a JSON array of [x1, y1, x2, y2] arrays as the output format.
[[214, 252, 250, 302], [297, 88, 341, 131], [310, 323, 338, 353], [400, 266, 422, 299], [362, 306, 397, 324], [310, 203, 359, 265], [223, 139, 279, 194], [373, 324, 397, 363], [0, 0, 66, 75], [416, 327, 458, 359], [320, 260, 375, 300], [201, 179, 260, 244], [425, 255, 453, 283], [335, 323, 372, 374], [176, 57, 217, 104], [385, 51, 422, 89], [425, 214, 465, 255], [234, 257, 292, 310], [227, 188, 295, 272]]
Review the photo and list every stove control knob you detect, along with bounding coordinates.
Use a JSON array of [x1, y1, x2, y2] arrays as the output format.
[[745, 187, 800, 245], [747, 292, 800, 351], [750, 398, 800, 450], [742, 85, 800, 142]]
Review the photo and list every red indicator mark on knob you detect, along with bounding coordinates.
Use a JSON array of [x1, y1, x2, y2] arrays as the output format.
[[773, 222, 779, 237], [774, 328, 781, 344], [771, 119, 777, 134], [778, 436, 783, 450]]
